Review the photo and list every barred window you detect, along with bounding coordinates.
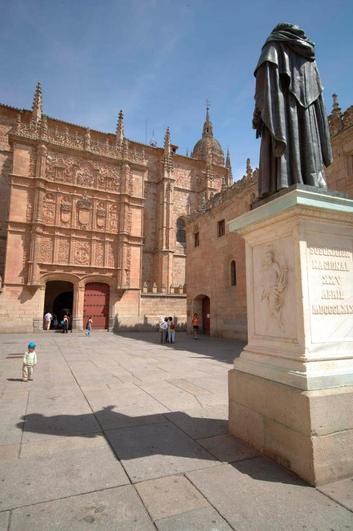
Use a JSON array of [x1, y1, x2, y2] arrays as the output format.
[[176, 217, 186, 245]]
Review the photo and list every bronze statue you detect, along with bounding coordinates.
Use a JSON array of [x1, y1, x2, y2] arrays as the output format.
[[253, 23, 332, 198]]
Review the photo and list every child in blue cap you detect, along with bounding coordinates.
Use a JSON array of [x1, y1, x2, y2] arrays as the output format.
[[23, 341, 37, 382]]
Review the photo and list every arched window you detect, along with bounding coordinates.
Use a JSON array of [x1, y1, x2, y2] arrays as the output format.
[[176, 217, 186, 245], [230, 260, 237, 286]]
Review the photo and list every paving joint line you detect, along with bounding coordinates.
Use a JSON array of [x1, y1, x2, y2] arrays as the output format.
[[316, 489, 353, 515], [18, 389, 31, 459], [185, 472, 236, 530], [0, 483, 132, 514]]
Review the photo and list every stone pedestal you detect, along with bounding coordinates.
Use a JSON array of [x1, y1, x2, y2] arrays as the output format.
[[228, 187, 353, 485]]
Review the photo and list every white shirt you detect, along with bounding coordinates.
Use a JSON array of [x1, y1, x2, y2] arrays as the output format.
[[44, 313, 52, 321], [23, 351, 37, 366]]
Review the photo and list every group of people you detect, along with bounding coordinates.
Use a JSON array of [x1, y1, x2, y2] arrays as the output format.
[[159, 316, 176, 344], [44, 311, 72, 333], [44, 311, 93, 335]]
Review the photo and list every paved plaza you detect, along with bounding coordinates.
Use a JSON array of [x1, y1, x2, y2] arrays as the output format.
[[0, 331, 352, 530]]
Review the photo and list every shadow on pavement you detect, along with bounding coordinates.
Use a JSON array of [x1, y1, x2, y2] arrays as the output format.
[[114, 331, 244, 364], [16, 405, 303, 485]]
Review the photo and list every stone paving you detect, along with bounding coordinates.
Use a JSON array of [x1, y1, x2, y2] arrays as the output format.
[[0, 331, 352, 530]]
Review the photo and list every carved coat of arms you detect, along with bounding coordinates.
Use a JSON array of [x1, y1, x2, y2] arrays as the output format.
[[77, 197, 92, 227]]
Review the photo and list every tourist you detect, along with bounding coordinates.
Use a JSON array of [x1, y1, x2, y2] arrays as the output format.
[[168, 316, 176, 344], [22, 341, 37, 382], [85, 315, 93, 336], [164, 317, 169, 343], [62, 314, 69, 334], [44, 311, 52, 331], [53, 314, 58, 330], [159, 316, 168, 344], [191, 313, 199, 339]]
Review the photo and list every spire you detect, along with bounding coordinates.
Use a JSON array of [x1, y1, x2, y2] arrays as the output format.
[[225, 148, 232, 184], [202, 101, 213, 138], [164, 127, 171, 154], [163, 127, 173, 172], [116, 110, 124, 145], [31, 82, 42, 124], [226, 148, 232, 171]]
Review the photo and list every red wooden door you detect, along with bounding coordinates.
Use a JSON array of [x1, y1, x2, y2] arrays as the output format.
[[202, 297, 210, 335], [83, 283, 109, 329]]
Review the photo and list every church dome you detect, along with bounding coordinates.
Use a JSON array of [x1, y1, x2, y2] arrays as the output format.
[[191, 108, 225, 165]]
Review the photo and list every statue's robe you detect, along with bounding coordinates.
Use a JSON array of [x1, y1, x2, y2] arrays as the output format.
[[254, 36, 332, 197]]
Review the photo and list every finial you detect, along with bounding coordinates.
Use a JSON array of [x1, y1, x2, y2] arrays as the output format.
[[202, 102, 213, 138], [332, 93, 341, 113], [246, 158, 252, 177], [163, 127, 173, 171], [164, 127, 171, 153], [206, 99, 210, 121], [32, 82, 42, 124], [186, 148, 189, 157], [116, 110, 124, 145]]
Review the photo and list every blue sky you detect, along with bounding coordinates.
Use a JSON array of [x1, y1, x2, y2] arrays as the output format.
[[1, 0, 352, 179]]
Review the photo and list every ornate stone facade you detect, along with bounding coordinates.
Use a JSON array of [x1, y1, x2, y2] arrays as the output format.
[[0, 84, 230, 331]]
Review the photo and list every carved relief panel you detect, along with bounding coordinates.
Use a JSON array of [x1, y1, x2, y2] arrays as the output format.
[[42, 193, 56, 224], [74, 240, 90, 265], [38, 237, 53, 263], [46, 151, 121, 192], [95, 241, 104, 267], [58, 239, 70, 264], [252, 238, 296, 340]]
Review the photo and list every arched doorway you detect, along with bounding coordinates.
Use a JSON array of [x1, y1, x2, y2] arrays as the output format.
[[44, 281, 74, 329], [193, 294, 211, 335], [83, 283, 110, 330]]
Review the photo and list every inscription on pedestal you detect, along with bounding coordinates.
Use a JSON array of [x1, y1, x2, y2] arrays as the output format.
[[308, 241, 353, 341]]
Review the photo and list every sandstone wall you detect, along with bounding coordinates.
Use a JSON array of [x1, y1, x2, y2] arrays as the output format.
[[186, 176, 257, 341]]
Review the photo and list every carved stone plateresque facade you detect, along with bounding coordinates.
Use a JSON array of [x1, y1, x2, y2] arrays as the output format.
[[0, 85, 231, 331]]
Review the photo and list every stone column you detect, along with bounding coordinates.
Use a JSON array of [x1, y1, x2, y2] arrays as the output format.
[[228, 187, 353, 486], [72, 284, 85, 331]]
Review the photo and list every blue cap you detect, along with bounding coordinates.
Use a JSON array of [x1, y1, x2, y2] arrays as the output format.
[[28, 341, 36, 349]]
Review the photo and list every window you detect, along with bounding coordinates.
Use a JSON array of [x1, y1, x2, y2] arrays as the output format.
[[230, 260, 237, 286], [194, 232, 200, 247], [217, 219, 225, 237], [176, 217, 186, 245]]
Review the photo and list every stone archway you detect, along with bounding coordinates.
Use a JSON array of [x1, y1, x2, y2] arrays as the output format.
[[43, 280, 74, 329], [193, 294, 211, 335]]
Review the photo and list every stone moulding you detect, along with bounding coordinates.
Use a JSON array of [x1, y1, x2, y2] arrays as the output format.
[[11, 118, 147, 167], [228, 186, 353, 234]]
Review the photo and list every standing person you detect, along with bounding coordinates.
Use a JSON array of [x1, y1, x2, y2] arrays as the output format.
[[164, 317, 169, 343], [22, 341, 37, 382], [85, 315, 93, 336], [63, 314, 69, 334], [168, 316, 176, 344], [44, 311, 52, 331], [68, 313, 73, 333], [53, 314, 58, 330], [159, 317, 168, 344], [191, 313, 199, 339]]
